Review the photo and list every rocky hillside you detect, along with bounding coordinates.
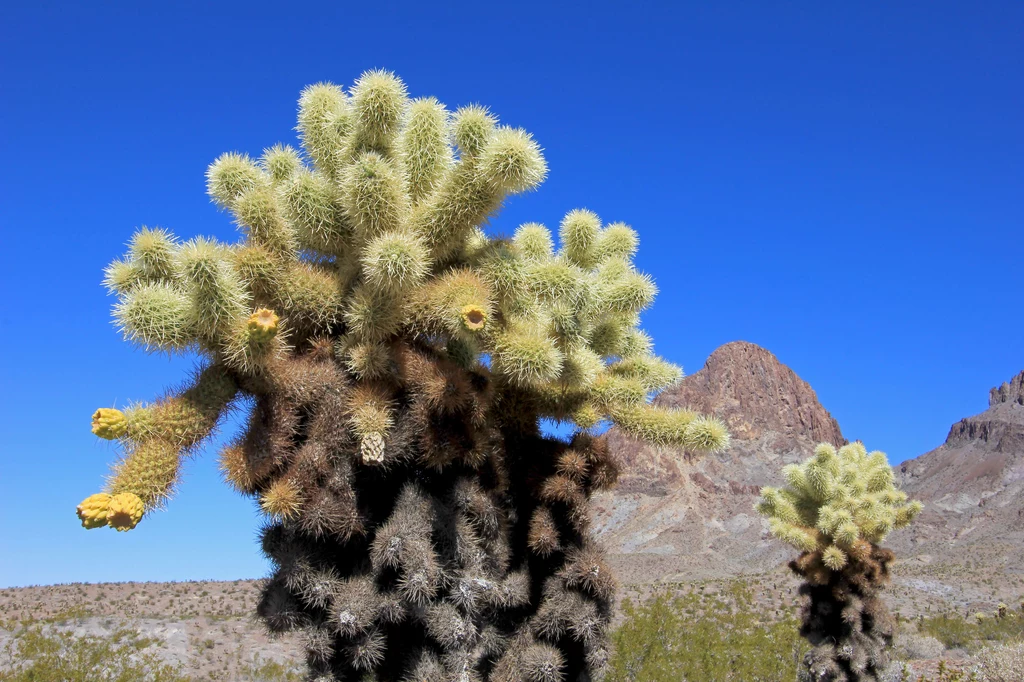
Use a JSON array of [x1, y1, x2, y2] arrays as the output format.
[[594, 342, 1024, 611], [892, 369, 1024, 573]]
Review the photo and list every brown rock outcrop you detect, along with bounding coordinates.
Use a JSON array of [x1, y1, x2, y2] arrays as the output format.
[[989, 370, 1024, 407], [655, 341, 844, 445]]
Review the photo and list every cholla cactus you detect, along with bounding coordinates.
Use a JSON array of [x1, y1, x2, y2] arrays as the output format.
[[757, 442, 922, 682], [77, 71, 729, 681]]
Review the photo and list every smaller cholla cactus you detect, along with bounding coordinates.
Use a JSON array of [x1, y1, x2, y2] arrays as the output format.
[[757, 442, 922, 682]]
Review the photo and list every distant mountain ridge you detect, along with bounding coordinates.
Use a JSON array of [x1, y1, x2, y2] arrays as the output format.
[[892, 369, 1024, 569], [595, 342, 1024, 602]]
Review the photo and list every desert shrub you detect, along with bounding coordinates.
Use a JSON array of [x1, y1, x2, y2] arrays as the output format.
[[241, 656, 302, 682], [975, 641, 1024, 682], [606, 585, 807, 681], [901, 661, 981, 682], [892, 631, 946, 661], [0, 623, 188, 682]]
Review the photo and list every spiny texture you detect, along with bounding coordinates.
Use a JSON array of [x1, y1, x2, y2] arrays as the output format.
[[79, 71, 729, 681], [757, 442, 922, 682]]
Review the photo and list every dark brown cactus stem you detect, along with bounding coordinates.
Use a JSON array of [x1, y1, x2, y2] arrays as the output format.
[[793, 545, 897, 682], [249, 343, 617, 681]]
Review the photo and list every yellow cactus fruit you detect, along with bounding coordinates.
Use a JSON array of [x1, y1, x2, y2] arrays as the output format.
[[247, 308, 280, 343], [91, 408, 128, 440], [76, 493, 112, 529], [106, 492, 144, 531], [460, 304, 488, 332]]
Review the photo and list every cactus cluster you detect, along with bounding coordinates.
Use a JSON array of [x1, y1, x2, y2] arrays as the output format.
[[78, 71, 728, 681], [757, 442, 922, 682]]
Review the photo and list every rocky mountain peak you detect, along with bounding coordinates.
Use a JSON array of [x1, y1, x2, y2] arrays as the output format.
[[596, 341, 848, 577], [653, 341, 844, 445], [605, 341, 843, 499], [989, 370, 1024, 407]]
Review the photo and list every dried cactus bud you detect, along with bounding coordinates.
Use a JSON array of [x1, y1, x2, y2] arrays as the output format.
[[247, 308, 280, 343], [460, 304, 487, 332], [91, 408, 128, 440], [106, 492, 144, 531], [360, 432, 386, 464], [76, 493, 112, 529]]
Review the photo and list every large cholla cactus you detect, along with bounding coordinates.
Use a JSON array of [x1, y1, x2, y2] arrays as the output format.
[[757, 442, 922, 682], [77, 71, 729, 681]]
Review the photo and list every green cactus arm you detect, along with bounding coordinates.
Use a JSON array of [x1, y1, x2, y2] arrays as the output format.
[[360, 229, 431, 295], [128, 227, 178, 281], [296, 82, 350, 178], [341, 152, 410, 241], [232, 185, 299, 259], [259, 144, 301, 186], [347, 69, 408, 155], [282, 169, 350, 255], [119, 364, 239, 450], [400, 97, 452, 203], [105, 438, 181, 512], [206, 152, 266, 209], [608, 403, 729, 451], [176, 237, 251, 343], [114, 282, 195, 352]]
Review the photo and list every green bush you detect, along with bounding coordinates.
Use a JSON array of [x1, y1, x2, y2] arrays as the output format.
[[919, 613, 1024, 653], [240, 656, 302, 682], [606, 584, 807, 682], [0, 623, 189, 682]]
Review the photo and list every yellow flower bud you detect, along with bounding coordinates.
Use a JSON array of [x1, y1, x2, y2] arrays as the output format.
[[76, 493, 112, 529], [106, 492, 144, 531], [460, 304, 487, 332], [247, 308, 280, 344], [91, 408, 128, 440]]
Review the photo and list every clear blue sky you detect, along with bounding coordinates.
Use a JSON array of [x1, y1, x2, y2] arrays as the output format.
[[1, 2, 1020, 588]]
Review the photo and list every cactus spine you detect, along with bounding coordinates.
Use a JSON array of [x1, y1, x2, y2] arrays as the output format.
[[78, 71, 729, 681], [757, 442, 922, 681]]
